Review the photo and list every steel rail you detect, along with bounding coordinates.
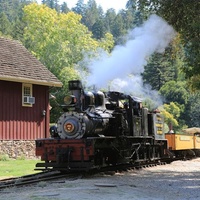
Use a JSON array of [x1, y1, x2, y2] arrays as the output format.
[[0, 171, 73, 190]]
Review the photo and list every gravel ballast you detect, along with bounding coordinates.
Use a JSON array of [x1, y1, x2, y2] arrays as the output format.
[[0, 158, 200, 200]]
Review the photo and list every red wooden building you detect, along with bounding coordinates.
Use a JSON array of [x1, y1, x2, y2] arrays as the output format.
[[0, 37, 62, 158]]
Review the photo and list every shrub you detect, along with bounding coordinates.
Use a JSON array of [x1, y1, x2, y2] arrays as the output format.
[[0, 154, 10, 161]]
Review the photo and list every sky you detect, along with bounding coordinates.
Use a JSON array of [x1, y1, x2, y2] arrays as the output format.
[[37, 0, 128, 12]]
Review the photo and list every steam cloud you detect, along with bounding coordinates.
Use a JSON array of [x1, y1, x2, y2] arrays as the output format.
[[83, 14, 176, 105]]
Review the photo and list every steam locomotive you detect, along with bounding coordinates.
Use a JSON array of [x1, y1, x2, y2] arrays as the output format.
[[35, 80, 168, 171]]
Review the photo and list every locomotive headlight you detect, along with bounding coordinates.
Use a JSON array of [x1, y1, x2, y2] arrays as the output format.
[[64, 95, 76, 105]]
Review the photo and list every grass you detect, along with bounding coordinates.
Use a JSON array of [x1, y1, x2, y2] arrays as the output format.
[[0, 159, 41, 178]]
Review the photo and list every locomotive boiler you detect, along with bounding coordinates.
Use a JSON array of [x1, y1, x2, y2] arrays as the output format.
[[35, 80, 168, 171]]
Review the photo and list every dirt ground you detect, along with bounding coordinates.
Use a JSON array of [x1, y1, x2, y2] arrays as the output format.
[[0, 158, 200, 200]]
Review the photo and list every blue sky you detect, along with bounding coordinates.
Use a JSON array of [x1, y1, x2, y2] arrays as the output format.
[[37, 0, 128, 12]]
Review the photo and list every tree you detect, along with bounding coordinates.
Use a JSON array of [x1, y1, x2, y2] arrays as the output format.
[[98, 32, 114, 52], [72, 0, 85, 15], [157, 1, 199, 89], [184, 92, 200, 127], [81, 0, 99, 31], [132, 0, 200, 90], [0, 0, 21, 21], [142, 34, 186, 91], [50, 67, 80, 122], [23, 3, 115, 75], [23, 4, 101, 74], [142, 52, 176, 90], [159, 81, 189, 106], [42, 0, 60, 12], [104, 9, 117, 33], [92, 19, 106, 39], [97, 5, 104, 19], [111, 14, 125, 40], [119, 9, 135, 30], [159, 81, 189, 128], [0, 12, 12, 35], [0, 0, 32, 39], [60, 2, 70, 13], [159, 102, 180, 131], [23, 3, 114, 120]]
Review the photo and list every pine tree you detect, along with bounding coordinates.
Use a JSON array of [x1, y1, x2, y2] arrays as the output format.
[[0, 12, 12, 35], [61, 2, 70, 13]]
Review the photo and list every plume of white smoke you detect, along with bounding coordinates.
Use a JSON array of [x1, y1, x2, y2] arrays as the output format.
[[78, 14, 176, 108], [110, 76, 164, 109], [85, 14, 176, 90]]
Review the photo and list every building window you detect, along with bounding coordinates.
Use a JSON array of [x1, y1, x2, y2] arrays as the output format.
[[22, 83, 35, 107]]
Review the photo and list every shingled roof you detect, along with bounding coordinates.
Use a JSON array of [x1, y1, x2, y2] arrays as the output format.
[[0, 37, 62, 87]]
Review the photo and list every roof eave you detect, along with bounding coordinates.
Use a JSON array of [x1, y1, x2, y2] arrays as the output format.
[[0, 76, 63, 87]]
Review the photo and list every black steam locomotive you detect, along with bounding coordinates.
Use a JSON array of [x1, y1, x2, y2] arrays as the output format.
[[35, 80, 168, 171]]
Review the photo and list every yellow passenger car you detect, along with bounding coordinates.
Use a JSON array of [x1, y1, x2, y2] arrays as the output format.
[[194, 134, 200, 149], [165, 133, 194, 150]]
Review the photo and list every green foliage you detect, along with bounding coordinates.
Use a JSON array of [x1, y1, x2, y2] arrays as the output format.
[[0, 12, 12, 35], [99, 32, 114, 52], [159, 81, 189, 106], [143, 98, 159, 111], [16, 155, 26, 160], [23, 3, 115, 122], [133, 0, 200, 90], [81, 0, 99, 31], [156, 1, 199, 85], [185, 92, 200, 127], [61, 2, 70, 13], [42, 0, 60, 12], [0, 0, 199, 129], [159, 102, 181, 130], [49, 67, 81, 122], [104, 8, 116, 32], [143, 51, 176, 90], [142, 33, 186, 91], [0, 154, 10, 161], [23, 4, 99, 75], [159, 80, 200, 129], [159, 81, 190, 128], [92, 19, 106, 40], [72, 0, 139, 44], [0, 0, 31, 39], [72, 0, 85, 15]]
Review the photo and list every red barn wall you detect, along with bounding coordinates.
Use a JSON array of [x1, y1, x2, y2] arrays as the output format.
[[0, 80, 50, 140]]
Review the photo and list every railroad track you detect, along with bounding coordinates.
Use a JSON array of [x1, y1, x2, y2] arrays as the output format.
[[0, 171, 80, 190], [0, 157, 185, 189], [84, 159, 170, 176]]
